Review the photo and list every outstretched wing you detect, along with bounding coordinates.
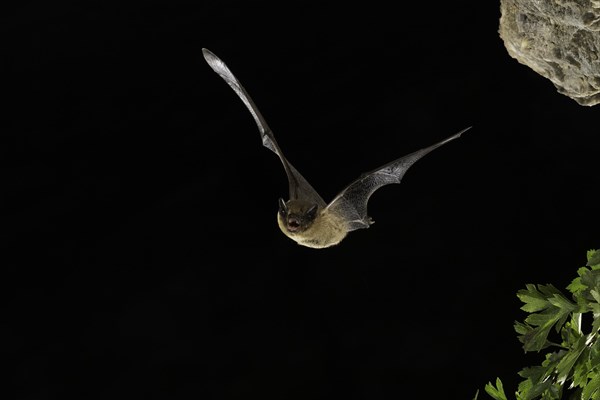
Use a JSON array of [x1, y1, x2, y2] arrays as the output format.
[[326, 127, 471, 231], [202, 48, 326, 208]]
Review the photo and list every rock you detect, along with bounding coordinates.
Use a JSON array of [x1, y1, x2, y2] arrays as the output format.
[[499, 0, 600, 106]]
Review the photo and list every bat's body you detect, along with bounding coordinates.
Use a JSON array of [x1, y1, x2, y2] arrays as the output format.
[[277, 200, 348, 249], [202, 48, 470, 249]]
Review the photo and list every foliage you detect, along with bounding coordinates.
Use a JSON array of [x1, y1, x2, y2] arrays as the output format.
[[475, 249, 600, 400]]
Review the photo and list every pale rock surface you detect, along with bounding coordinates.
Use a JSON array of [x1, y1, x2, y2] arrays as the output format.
[[499, 0, 600, 106]]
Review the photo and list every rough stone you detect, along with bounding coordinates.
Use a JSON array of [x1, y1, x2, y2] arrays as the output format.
[[499, 0, 600, 106]]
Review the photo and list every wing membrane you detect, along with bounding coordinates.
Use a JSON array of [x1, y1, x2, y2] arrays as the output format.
[[326, 127, 471, 231], [202, 48, 326, 208]]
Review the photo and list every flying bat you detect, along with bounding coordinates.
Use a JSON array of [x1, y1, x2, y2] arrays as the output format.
[[202, 48, 469, 249]]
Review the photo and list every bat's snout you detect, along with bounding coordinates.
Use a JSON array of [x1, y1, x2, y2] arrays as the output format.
[[287, 217, 301, 232]]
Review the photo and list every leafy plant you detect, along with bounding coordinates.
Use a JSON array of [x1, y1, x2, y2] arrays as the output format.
[[475, 249, 600, 400]]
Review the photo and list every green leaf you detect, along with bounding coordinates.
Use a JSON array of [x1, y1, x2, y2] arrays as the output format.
[[521, 310, 572, 352], [518, 365, 546, 381], [517, 376, 532, 395], [478, 249, 600, 400], [518, 284, 550, 313], [555, 337, 586, 384], [587, 250, 600, 268], [524, 379, 552, 400], [516, 285, 577, 352], [547, 294, 576, 311], [581, 270, 600, 297], [515, 321, 531, 336], [582, 372, 600, 400], [567, 269, 588, 295], [573, 347, 592, 388], [485, 378, 508, 400]]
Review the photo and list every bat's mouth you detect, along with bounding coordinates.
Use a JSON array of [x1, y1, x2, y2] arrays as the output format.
[[287, 217, 301, 232]]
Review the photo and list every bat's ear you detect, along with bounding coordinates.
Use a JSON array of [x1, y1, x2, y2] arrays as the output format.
[[278, 198, 288, 214], [306, 204, 318, 220]]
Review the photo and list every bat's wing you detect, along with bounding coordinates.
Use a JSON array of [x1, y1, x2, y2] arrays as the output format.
[[202, 48, 326, 208], [326, 127, 471, 231]]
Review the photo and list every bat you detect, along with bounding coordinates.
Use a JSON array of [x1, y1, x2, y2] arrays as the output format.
[[202, 48, 470, 249]]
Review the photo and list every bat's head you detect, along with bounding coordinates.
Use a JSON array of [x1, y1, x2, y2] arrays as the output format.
[[277, 198, 318, 234]]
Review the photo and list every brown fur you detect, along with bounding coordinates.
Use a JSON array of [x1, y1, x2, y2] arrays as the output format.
[[277, 210, 348, 249]]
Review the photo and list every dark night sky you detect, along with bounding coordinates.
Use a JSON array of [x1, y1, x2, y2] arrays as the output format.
[[3, 2, 599, 399]]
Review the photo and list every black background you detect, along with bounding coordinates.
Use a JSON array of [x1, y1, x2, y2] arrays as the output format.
[[3, 1, 599, 399]]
